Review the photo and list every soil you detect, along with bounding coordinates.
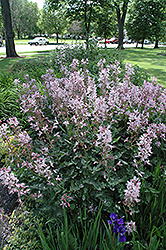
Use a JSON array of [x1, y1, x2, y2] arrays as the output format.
[[157, 53, 166, 56]]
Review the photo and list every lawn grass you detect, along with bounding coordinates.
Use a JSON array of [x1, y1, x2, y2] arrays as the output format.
[[0, 46, 165, 88], [117, 47, 166, 87], [0, 53, 50, 72]]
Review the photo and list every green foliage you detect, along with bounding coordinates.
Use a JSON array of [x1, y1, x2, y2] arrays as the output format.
[[38, 206, 125, 250], [38, 6, 68, 43], [126, 0, 166, 46], [0, 56, 50, 120], [8, 56, 50, 81], [0, 44, 165, 250], [92, 2, 118, 43], [10, 0, 39, 39], [129, 65, 149, 86], [0, 72, 20, 120], [3, 207, 41, 250], [50, 42, 122, 77], [133, 162, 166, 249]]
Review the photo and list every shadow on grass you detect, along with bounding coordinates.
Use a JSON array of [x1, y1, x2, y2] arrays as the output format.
[[0, 53, 50, 72], [0, 47, 165, 88], [113, 47, 166, 88], [0, 57, 23, 72]]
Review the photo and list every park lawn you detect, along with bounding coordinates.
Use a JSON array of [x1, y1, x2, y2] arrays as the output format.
[[0, 46, 165, 88], [0, 53, 50, 72], [118, 47, 166, 88]]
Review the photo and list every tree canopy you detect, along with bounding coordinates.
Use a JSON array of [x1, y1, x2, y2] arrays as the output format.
[[112, 0, 130, 49], [45, 0, 111, 48], [94, 4, 118, 47], [38, 4, 68, 43], [126, 0, 166, 49], [10, 0, 39, 39]]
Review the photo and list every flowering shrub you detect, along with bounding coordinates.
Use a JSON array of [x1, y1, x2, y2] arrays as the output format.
[[126, 220, 136, 235], [50, 43, 123, 79], [0, 58, 166, 247]]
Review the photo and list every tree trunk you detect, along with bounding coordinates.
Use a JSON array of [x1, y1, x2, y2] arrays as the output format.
[[115, 1, 129, 50], [104, 37, 107, 48], [0, 0, 18, 57], [117, 22, 124, 49], [141, 39, 144, 49], [56, 33, 58, 44], [154, 40, 159, 49], [84, 0, 92, 50], [17, 29, 20, 39]]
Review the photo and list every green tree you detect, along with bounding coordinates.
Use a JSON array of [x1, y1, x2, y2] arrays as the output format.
[[23, 1, 39, 37], [45, 0, 107, 48], [0, 6, 3, 34], [10, 0, 39, 39], [0, 0, 18, 57], [149, 0, 166, 48], [38, 6, 67, 43], [126, 0, 166, 49], [94, 4, 118, 48], [112, 0, 130, 49], [68, 20, 83, 38], [126, 0, 151, 49]]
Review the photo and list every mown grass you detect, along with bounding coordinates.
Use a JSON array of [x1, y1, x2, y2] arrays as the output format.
[[0, 46, 165, 88], [118, 47, 166, 87], [0, 53, 50, 72]]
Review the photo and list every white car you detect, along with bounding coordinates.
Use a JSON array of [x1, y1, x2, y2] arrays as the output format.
[[28, 37, 49, 46]]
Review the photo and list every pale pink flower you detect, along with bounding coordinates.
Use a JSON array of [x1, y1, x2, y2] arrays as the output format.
[[60, 193, 73, 209], [124, 176, 141, 213], [8, 117, 19, 127], [126, 221, 136, 234], [95, 125, 112, 148]]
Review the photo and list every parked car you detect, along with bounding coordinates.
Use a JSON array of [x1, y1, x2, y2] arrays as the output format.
[[123, 38, 129, 44], [28, 37, 49, 46], [128, 39, 135, 44], [99, 39, 111, 44], [144, 39, 151, 44], [109, 37, 118, 44], [0, 35, 3, 47]]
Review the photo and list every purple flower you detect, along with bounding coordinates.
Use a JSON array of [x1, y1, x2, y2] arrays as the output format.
[[118, 225, 126, 234], [113, 224, 119, 233], [117, 218, 124, 225], [108, 213, 126, 243], [109, 213, 118, 223], [118, 234, 126, 242]]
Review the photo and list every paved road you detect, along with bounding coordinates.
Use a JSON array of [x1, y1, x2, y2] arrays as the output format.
[[0, 42, 158, 56], [0, 44, 63, 55]]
